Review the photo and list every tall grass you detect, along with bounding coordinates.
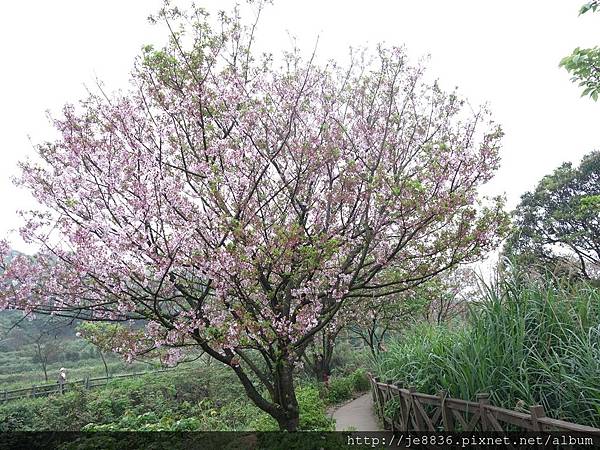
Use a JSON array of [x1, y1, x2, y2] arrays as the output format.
[[374, 273, 600, 427]]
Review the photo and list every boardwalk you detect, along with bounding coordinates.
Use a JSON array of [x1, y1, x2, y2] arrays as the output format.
[[332, 393, 380, 431]]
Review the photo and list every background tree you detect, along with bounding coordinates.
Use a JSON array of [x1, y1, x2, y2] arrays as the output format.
[[8, 315, 72, 382], [348, 292, 424, 357], [299, 324, 341, 383], [302, 266, 479, 376], [560, 1, 600, 100], [505, 151, 600, 281], [32, 336, 59, 383], [0, 3, 508, 430], [76, 323, 120, 378], [348, 266, 476, 357], [420, 266, 477, 325]]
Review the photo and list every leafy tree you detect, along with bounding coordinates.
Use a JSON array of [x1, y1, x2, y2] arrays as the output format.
[[32, 338, 60, 383], [348, 267, 476, 357], [560, 1, 600, 100], [505, 151, 600, 280], [7, 315, 71, 382], [348, 292, 424, 357], [303, 267, 477, 375], [420, 266, 477, 325], [76, 322, 121, 378], [0, 3, 508, 430]]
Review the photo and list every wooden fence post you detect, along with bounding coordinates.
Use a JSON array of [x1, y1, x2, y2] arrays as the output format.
[[373, 377, 385, 422], [530, 405, 546, 432], [399, 387, 410, 431], [438, 390, 454, 431], [476, 393, 490, 431], [31, 386, 36, 398], [385, 380, 395, 431], [85, 376, 90, 390], [369, 373, 377, 405], [408, 387, 425, 430]]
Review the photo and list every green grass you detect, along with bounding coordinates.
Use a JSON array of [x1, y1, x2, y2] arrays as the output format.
[[0, 341, 154, 391], [0, 356, 371, 431], [375, 273, 600, 427], [0, 362, 370, 431]]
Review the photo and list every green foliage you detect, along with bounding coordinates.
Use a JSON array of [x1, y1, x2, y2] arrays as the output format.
[[247, 411, 278, 431], [505, 151, 600, 281], [0, 369, 216, 431], [0, 364, 341, 431], [375, 273, 600, 427], [560, 47, 600, 101], [250, 385, 334, 431], [82, 410, 202, 431], [317, 369, 370, 405], [382, 397, 401, 422], [296, 385, 335, 431], [0, 332, 151, 390], [326, 377, 354, 404], [0, 399, 39, 431], [560, 2, 600, 100], [349, 368, 370, 392]]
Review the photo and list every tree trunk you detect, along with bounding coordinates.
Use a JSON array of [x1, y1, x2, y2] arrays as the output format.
[[42, 362, 48, 383], [272, 361, 300, 431], [276, 414, 300, 432], [314, 354, 332, 383], [303, 331, 336, 383], [195, 336, 301, 432], [314, 359, 327, 383], [99, 351, 109, 378], [36, 343, 49, 382]]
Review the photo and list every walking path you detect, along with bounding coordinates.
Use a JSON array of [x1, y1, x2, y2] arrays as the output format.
[[332, 393, 381, 431]]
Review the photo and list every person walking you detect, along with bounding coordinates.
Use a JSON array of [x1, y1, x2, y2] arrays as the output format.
[[57, 368, 67, 394]]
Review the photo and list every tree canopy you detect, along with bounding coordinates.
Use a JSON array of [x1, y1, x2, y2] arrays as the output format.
[[505, 151, 600, 280]]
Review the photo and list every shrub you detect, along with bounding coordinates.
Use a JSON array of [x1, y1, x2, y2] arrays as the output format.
[[326, 377, 353, 404], [249, 385, 334, 431], [296, 385, 335, 431], [349, 369, 370, 393], [0, 399, 41, 431]]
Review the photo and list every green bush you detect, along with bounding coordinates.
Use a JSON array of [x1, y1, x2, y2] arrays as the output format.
[[312, 369, 370, 406], [0, 399, 40, 431], [249, 385, 334, 431], [0, 369, 216, 431], [1, 349, 362, 432], [296, 384, 335, 430], [326, 377, 353, 404], [349, 369, 370, 393]]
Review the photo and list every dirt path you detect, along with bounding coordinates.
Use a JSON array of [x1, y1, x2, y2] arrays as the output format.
[[331, 393, 381, 431]]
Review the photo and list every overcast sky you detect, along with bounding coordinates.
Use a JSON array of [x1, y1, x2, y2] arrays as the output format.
[[1, 0, 598, 253]]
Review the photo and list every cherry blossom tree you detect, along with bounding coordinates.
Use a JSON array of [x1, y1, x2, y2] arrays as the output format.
[[0, 3, 509, 430]]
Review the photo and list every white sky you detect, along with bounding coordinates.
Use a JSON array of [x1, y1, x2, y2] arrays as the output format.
[[1, 0, 598, 253]]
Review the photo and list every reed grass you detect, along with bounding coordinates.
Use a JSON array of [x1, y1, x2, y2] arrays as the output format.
[[375, 272, 600, 426]]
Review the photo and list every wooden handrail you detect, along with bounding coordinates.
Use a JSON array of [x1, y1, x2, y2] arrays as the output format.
[[367, 372, 600, 433]]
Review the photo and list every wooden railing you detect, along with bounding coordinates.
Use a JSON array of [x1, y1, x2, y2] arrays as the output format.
[[368, 373, 600, 433], [0, 368, 189, 403]]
